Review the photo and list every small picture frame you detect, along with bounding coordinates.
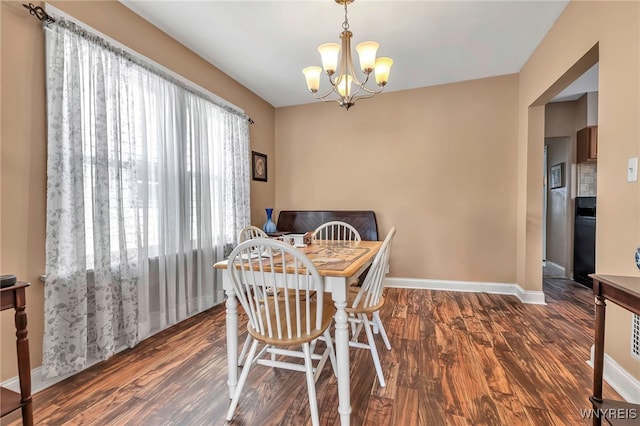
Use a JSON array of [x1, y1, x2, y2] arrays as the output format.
[[252, 151, 267, 182], [549, 162, 565, 189]]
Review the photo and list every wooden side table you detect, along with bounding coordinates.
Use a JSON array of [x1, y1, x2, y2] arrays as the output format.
[[0, 281, 33, 426], [589, 274, 640, 426]]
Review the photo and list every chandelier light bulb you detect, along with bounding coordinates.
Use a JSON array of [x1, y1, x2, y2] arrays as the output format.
[[374, 57, 393, 86], [318, 43, 340, 75], [336, 74, 353, 97], [356, 41, 379, 73], [302, 66, 322, 92]]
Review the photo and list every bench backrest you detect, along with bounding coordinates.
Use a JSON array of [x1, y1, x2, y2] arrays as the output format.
[[276, 210, 378, 241]]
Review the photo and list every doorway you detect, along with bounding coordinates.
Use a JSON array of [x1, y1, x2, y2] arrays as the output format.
[[542, 62, 599, 284]]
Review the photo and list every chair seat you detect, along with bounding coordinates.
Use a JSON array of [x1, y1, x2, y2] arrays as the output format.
[[258, 288, 316, 302], [345, 286, 385, 315], [248, 297, 335, 346]]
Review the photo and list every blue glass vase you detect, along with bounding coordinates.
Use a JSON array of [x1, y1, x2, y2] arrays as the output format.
[[263, 208, 277, 233]]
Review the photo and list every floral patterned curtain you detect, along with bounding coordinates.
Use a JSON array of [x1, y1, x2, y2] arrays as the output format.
[[42, 19, 250, 378]]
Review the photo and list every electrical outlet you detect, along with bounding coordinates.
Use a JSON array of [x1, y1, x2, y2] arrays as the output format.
[[385, 265, 389, 274]]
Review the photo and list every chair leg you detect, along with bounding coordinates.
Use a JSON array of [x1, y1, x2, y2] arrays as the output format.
[[350, 317, 365, 343], [373, 311, 392, 350], [323, 328, 338, 377], [349, 312, 358, 337], [302, 342, 320, 426], [238, 334, 253, 366], [226, 339, 259, 421], [362, 314, 386, 387]]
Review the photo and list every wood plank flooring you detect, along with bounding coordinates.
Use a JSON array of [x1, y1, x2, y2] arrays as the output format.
[[2, 277, 622, 425]]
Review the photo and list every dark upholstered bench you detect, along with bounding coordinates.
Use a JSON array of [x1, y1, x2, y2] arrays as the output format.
[[275, 210, 378, 241]]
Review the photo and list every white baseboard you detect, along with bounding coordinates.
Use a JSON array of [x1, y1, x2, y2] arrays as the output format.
[[2, 365, 81, 395], [588, 345, 640, 404], [544, 260, 566, 274], [2, 342, 135, 394], [384, 277, 546, 305]]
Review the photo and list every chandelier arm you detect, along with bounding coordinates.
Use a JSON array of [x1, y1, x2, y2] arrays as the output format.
[[353, 72, 375, 94], [355, 83, 384, 96], [327, 71, 338, 88], [348, 72, 363, 87], [345, 72, 377, 101], [347, 48, 363, 87], [345, 86, 373, 105], [318, 97, 348, 106], [346, 84, 367, 101], [350, 91, 377, 104], [312, 86, 341, 101]]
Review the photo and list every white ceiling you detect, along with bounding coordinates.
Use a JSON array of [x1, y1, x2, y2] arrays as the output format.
[[121, 0, 597, 108]]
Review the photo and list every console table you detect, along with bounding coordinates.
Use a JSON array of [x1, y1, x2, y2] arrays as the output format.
[[0, 281, 33, 425], [589, 274, 640, 426]]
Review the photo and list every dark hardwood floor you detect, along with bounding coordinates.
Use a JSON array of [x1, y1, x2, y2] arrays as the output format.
[[2, 277, 620, 425]]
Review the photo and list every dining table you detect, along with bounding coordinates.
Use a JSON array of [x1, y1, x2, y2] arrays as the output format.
[[214, 239, 382, 426]]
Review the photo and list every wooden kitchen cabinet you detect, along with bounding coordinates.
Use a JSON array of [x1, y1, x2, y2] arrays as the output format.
[[577, 126, 598, 163]]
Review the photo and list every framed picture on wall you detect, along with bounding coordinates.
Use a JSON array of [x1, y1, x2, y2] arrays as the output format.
[[252, 151, 267, 182], [549, 162, 565, 189]]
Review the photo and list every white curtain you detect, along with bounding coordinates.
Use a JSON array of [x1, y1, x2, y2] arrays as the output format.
[[43, 20, 250, 378]]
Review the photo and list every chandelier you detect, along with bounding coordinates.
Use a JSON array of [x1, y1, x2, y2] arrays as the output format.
[[302, 0, 393, 110]]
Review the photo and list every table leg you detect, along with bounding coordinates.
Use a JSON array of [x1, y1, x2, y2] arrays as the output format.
[[225, 288, 238, 400], [334, 299, 351, 426], [15, 296, 32, 426], [591, 295, 606, 426]]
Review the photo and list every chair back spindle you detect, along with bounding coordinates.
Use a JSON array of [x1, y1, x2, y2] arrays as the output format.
[[312, 221, 361, 242], [352, 227, 396, 310]]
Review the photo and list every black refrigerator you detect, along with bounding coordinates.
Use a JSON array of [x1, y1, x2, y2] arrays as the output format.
[[573, 196, 596, 287]]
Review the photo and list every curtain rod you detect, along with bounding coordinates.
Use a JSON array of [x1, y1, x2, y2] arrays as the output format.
[[22, 3, 255, 125], [23, 3, 55, 23]]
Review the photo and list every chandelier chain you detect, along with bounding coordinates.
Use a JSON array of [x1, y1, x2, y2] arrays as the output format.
[[342, 1, 349, 31]]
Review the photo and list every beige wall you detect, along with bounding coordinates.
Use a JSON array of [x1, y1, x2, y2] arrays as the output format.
[[546, 101, 578, 138], [276, 75, 519, 283], [0, 0, 275, 380], [576, 92, 588, 131], [518, 1, 639, 379]]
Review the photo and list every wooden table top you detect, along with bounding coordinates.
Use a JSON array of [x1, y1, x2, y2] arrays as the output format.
[[214, 240, 382, 278], [589, 274, 640, 295]]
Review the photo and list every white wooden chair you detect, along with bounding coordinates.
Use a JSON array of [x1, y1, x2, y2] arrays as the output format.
[[313, 220, 392, 340], [238, 225, 268, 242], [225, 238, 337, 426], [344, 227, 395, 387], [312, 220, 361, 242], [236, 225, 269, 366]]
